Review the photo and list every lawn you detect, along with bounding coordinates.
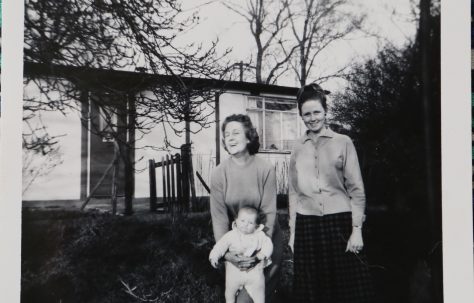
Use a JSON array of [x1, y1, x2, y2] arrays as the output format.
[[21, 207, 439, 303]]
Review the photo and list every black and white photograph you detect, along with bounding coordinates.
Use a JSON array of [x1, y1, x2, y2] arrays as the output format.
[[0, 0, 473, 302]]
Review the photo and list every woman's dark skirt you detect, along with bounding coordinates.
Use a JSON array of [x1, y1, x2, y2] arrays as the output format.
[[293, 212, 375, 303]]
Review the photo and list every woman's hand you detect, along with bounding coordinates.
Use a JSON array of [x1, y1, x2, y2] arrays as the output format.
[[209, 256, 220, 269], [224, 252, 259, 271], [345, 227, 364, 253], [289, 232, 295, 253]]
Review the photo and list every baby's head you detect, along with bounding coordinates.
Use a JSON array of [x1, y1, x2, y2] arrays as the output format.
[[235, 207, 259, 235]]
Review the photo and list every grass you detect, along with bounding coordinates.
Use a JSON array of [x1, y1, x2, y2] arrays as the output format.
[[21, 209, 292, 303], [21, 208, 440, 303]]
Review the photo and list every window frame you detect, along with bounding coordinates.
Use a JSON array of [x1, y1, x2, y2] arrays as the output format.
[[246, 96, 300, 153]]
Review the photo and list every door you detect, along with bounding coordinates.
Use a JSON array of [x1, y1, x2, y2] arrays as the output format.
[[89, 93, 127, 197]]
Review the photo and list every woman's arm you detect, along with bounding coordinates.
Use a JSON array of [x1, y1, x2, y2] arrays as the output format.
[[210, 167, 229, 242], [223, 251, 257, 270], [343, 137, 366, 253], [343, 137, 366, 228], [259, 165, 277, 238], [288, 152, 298, 252]]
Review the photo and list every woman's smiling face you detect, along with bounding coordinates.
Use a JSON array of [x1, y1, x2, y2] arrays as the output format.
[[224, 121, 249, 156], [301, 99, 326, 133]]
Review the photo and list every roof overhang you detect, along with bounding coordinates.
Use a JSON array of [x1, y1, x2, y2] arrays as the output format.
[[23, 61, 299, 97]]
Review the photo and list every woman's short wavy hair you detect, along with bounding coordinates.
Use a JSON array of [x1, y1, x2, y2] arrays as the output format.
[[221, 114, 260, 155], [296, 83, 330, 115]]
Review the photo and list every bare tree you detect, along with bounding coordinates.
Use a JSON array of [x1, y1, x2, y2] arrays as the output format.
[[222, 0, 364, 86], [222, 0, 295, 84], [23, 0, 231, 212], [24, 0, 231, 151], [283, 0, 365, 86]]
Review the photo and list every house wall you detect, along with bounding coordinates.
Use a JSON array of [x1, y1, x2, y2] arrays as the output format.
[[22, 81, 300, 202], [22, 80, 83, 200], [134, 91, 299, 199]]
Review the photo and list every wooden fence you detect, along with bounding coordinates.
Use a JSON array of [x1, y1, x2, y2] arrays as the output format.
[[148, 144, 197, 213]]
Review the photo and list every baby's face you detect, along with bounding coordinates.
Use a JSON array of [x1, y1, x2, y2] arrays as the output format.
[[236, 211, 258, 234]]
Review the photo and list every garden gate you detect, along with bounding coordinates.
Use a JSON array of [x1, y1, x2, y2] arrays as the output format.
[[148, 144, 197, 213]]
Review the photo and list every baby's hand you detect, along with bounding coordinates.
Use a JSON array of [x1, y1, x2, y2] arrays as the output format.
[[209, 257, 219, 269]]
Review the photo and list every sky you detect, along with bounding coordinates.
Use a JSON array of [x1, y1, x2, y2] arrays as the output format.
[[177, 0, 418, 92]]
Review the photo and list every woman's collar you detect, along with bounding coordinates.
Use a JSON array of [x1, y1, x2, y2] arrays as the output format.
[[303, 127, 334, 143]]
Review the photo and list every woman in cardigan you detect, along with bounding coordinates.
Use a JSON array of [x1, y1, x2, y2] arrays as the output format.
[[289, 83, 375, 303], [210, 114, 282, 303]]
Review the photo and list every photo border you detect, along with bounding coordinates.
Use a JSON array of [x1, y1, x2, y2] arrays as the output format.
[[1, 0, 473, 302]]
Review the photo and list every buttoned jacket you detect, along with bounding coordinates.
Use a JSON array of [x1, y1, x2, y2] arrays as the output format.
[[288, 127, 366, 234]]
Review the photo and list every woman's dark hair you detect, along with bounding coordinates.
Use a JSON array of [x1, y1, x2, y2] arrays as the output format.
[[221, 114, 260, 155], [296, 83, 330, 115]]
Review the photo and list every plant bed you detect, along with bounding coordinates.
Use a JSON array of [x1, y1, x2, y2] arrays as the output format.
[[21, 208, 437, 302], [21, 209, 292, 303]]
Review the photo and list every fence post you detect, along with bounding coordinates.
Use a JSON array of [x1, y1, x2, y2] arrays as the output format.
[[188, 152, 197, 211], [170, 155, 176, 218], [149, 159, 157, 212], [111, 155, 119, 215], [166, 155, 171, 213], [175, 153, 183, 214], [161, 156, 166, 212], [180, 144, 190, 211], [181, 143, 196, 211]]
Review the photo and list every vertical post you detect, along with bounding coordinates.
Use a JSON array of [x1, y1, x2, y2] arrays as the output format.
[[175, 153, 183, 214], [215, 93, 220, 166], [111, 160, 118, 215], [124, 94, 135, 215], [80, 90, 89, 200], [166, 155, 171, 213], [161, 156, 166, 211], [111, 141, 119, 215], [420, 1, 442, 302], [170, 154, 176, 215], [188, 152, 197, 211], [181, 144, 190, 211], [149, 159, 157, 212], [239, 61, 244, 82], [185, 96, 191, 146], [181, 144, 196, 211]]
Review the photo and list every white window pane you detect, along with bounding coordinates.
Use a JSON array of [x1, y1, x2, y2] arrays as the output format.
[[99, 106, 117, 132], [248, 111, 263, 146], [265, 112, 281, 150], [248, 97, 263, 109], [265, 101, 296, 111], [282, 112, 297, 150], [99, 105, 117, 142]]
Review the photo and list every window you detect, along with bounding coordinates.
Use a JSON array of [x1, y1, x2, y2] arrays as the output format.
[[99, 105, 118, 142], [247, 96, 299, 152], [90, 92, 120, 142]]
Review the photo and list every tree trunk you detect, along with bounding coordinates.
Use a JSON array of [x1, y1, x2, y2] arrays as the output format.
[[419, 0, 442, 302], [123, 95, 135, 215], [256, 47, 263, 84], [184, 100, 196, 210], [299, 47, 307, 86]]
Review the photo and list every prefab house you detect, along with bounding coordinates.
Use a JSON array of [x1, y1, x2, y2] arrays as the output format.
[[22, 62, 302, 208]]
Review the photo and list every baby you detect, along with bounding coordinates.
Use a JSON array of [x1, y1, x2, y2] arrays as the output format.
[[209, 206, 273, 303]]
